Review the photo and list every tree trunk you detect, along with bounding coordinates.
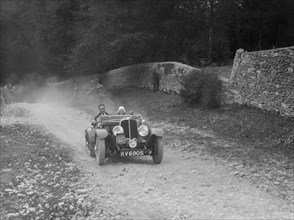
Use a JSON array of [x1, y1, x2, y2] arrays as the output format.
[[258, 32, 262, 50], [208, 27, 213, 61], [275, 24, 281, 48], [207, 0, 215, 62]]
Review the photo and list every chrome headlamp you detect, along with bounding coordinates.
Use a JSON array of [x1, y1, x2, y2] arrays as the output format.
[[113, 126, 124, 136], [138, 125, 149, 137], [129, 138, 137, 148]]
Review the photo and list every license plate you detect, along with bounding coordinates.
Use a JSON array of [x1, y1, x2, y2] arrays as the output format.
[[120, 149, 152, 157], [116, 134, 126, 144]]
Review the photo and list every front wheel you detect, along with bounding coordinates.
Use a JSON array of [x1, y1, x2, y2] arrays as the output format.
[[95, 138, 105, 166], [152, 137, 163, 164]]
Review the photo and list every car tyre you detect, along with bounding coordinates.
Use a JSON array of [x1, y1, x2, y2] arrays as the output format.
[[95, 138, 105, 165], [90, 149, 96, 157], [89, 144, 96, 157], [87, 141, 96, 157], [152, 137, 163, 164]]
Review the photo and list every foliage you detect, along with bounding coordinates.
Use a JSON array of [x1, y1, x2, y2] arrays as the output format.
[[0, 0, 79, 82], [180, 70, 221, 108], [1, 0, 294, 84]]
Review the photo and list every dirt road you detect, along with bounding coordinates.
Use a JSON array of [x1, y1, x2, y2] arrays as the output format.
[[1, 102, 293, 220]]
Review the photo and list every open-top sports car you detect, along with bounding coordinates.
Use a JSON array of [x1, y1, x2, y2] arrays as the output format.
[[85, 114, 164, 165]]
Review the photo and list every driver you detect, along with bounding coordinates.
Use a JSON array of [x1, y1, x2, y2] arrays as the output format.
[[94, 104, 109, 120], [94, 104, 109, 128]]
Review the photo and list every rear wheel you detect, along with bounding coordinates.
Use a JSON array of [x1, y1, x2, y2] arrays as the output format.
[[152, 137, 163, 164], [89, 142, 96, 157], [95, 138, 105, 165]]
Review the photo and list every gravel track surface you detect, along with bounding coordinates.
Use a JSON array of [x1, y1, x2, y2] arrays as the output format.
[[1, 102, 293, 220]]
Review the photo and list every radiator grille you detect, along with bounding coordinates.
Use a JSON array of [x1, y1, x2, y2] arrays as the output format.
[[120, 119, 138, 139]]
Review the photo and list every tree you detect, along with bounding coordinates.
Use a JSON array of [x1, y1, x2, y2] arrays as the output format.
[[1, 0, 294, 84]]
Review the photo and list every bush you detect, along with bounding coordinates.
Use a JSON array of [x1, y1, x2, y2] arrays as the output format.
[[180, 70, 222, 108]]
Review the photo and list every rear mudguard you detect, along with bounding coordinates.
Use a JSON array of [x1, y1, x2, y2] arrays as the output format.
[[96, 129, 109, 139], [150, 128, 164, 137]]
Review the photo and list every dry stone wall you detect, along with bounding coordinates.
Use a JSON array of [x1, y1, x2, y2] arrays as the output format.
[[103, 62, 201, 94], [226, 46, 294, 117], [157, 63, 199, 94], [103, 46, 293, 117], [103, 63, 155, 90], [47, 79, 74, 92]]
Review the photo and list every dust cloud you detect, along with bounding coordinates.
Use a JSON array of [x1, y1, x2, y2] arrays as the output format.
[[1, 73, 133, 119]]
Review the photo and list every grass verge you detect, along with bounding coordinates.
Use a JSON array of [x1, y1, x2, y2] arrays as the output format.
[[106, 88, 294, 203]]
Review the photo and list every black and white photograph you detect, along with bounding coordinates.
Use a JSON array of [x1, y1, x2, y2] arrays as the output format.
[[0, 0, 293, 219]]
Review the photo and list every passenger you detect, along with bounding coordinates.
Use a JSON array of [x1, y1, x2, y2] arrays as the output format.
[[117, 106, 126, 115]]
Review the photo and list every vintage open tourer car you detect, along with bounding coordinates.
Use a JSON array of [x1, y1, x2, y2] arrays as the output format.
[[85, 113, 164, 165]]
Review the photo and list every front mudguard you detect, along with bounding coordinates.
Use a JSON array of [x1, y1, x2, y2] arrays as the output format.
[[150, 128, 164, 137], [85, 128, 109, 152], [96, 129, 109, 139], [146, 128, 164, 150], [96, 129, 115, 154]]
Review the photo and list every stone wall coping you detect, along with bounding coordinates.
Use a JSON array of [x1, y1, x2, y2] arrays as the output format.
[[243, 46, 294, 54], [106, 62, 201, 75], [219, 76, 230, 83]]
